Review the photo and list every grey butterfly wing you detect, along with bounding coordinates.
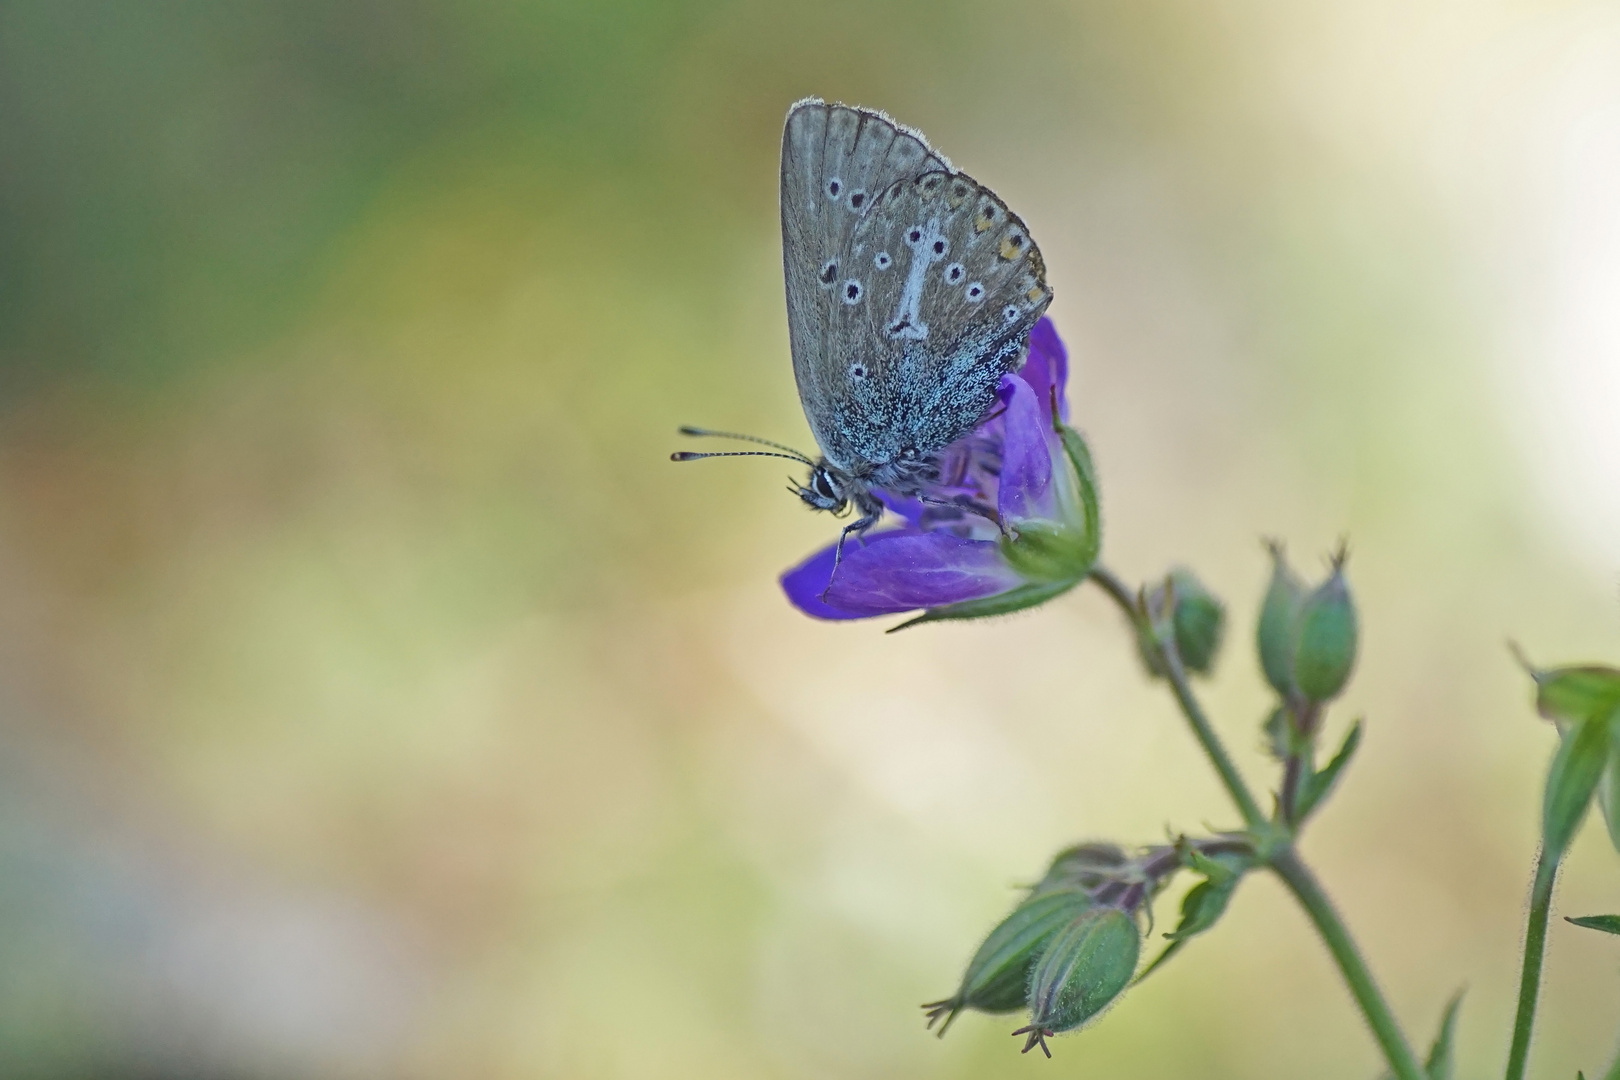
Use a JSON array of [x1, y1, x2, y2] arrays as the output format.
[[780, 99, 950, 470], [837, 169, 1052, 467]]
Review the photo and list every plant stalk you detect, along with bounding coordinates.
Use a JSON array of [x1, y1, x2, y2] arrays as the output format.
[[1505, 846, 1560, 1080], [1271, 849, 1428, 1080], [1088, 567, 1265, 828]]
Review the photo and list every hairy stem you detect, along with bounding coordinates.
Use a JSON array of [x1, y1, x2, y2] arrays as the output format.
[[1505, 846, 1560, 1080], [1088, 567, 1264, 828], [1277, 702, 1320, 825], [1271, 849, 1427, 1080]]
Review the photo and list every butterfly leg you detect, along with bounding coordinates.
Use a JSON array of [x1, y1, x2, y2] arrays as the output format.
[[821, 492, 885, 600]]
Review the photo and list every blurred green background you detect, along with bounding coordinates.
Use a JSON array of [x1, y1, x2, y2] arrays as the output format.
[[3, 2, 1620, 1077]]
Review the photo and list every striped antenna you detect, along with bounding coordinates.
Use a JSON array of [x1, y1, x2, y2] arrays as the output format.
[[674, 426, 814, 465]]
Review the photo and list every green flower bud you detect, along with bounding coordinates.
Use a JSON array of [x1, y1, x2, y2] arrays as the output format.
[[1013, 907, 1141, 1057], [1256, 541, 1307, 696], [1169, 569, 1224, 674], [1137, 569, 1226, 677], [922, 887, 1092, 1037], [1291, 549, 1358, 704]]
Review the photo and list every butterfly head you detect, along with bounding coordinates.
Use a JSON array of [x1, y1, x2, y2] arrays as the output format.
[[796, 461, 849, 514]]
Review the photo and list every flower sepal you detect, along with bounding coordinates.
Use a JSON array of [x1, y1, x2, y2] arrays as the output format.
[[888, 578, 1082, 632]]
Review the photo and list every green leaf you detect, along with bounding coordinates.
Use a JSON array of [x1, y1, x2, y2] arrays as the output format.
[[1598, 745, 1620, 855], [1164, 879, 1233, 941], [1528, 663, 1620, 728], [1297, 720, 1363, 821], [1565, 914, 1620, 935], [887, 578, 1081, 632], [1542, 707, 1618, 857], [1423, 990, 1463, 1080]]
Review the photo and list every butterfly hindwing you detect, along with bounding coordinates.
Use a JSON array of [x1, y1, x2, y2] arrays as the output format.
[[780, 99, 1051, 478], [781, 99, 950, 469]]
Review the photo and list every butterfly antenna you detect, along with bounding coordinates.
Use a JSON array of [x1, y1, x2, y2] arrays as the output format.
[[671, 450, 814, 464], [678, 426, 815, 464]]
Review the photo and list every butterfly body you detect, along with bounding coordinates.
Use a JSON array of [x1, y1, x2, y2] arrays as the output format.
[[779, 99, 1051, 540]]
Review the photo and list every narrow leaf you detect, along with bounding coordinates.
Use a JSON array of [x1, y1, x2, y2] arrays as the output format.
[[1423, 990, 1463, 1080], [1165, 877, 1239, 942], [1131, 938, 1185, 985], [1565, 914, 1620, 935], [1598, 747, 1620, 855], [1298, 719, 1363, 821], [1543, 708, 1617, 856]]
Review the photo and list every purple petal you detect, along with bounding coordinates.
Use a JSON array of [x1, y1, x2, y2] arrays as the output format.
[[876, 490, 927, 526], [995, 374, 1058, 523], [780, 529, 1023, 619], [1021, 317, 1070, 423]]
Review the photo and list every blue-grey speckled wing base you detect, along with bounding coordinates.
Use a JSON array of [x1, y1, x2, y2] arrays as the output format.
[[780, 98, 1052, 483]]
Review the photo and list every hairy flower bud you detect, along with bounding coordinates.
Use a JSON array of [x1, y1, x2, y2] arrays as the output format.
[[1291, 549, 1358, 704], [922, 887, 1092, 1036], [1013, 907, 1141, 1057], [1256, 541, 1307, 696], [1138, 568, 1225, 677]]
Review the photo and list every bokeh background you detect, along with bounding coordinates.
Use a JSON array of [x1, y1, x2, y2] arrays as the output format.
[[2, 2, 1620, 1077]]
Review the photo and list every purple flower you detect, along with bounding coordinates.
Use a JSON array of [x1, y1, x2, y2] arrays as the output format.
[[782, 318, 1101, 625]]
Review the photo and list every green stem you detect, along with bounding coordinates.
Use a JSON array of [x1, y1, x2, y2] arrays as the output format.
[[1606, 1046, 1620, 1080], [1087, 565, 1423, 1080], [1505, 846, 1560, 1080], [1271, 849, 1428, 1080], [1088, 567, 1265, 828]]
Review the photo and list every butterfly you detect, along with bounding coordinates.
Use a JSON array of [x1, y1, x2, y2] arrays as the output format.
[[676, 98, 1052, 572]]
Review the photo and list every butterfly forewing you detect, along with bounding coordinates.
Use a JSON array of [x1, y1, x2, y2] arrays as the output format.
[[780, 99, 1050, 481]]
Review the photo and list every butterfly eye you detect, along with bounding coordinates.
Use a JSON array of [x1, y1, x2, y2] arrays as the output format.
[[826, 178, 842, 199], [849, 363, 867, 380], [1003, 304, 1020, 322], [907, 227, 923, 245], [819, 260, 838, 285], [965, 282, 985, 302], [842, 280, 863, 304], [932, 238, 947, 256], [874, 252, 892, 269], [945, 263, 964, 283], [849, 190, 866, 209]]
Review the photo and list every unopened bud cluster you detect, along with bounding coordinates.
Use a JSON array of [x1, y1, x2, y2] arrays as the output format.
[[1258, 541, 1358, 707], [925, 838, 1255, 1056], [1254, 541, 1362, 825]]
